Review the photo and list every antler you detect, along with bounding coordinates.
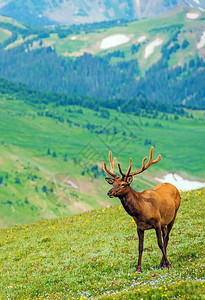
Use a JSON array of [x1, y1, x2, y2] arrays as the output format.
[[102, 151, 118, 178], [129, 146, 161, 176], [118, 158, 132, 177]]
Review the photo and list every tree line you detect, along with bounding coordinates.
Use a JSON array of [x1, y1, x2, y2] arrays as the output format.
[[0, 77, 190, 117]]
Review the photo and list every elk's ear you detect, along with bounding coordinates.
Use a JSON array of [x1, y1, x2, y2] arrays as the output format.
[[126, 175, 133, 184], [105, 178, 115, 185]]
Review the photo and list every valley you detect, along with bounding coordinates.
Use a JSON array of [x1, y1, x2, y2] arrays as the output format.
[[0, 80, 204, 228]]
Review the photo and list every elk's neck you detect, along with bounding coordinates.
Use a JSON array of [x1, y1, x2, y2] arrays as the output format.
[[119, 187, 141, 217]]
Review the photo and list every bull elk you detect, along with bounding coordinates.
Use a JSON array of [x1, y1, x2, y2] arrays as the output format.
[[102, 147, 180, 272]]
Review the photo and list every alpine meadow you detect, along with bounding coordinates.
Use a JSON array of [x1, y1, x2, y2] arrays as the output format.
[[0, 1, 204, 299]]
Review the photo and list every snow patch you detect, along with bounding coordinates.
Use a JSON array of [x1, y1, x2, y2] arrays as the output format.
[[144, 37, 163, 59], [100, 34, 130, 50], [1, 29, 12, 37], [197, 30, 205, 49], [70, 36, 77, 40], [137, 35, 146, 43], [186, 12, 200, 19], [192, 0, 200, 4], [155, 173, 205, 191], [65, 180, 79, 189], [198, 6, 205, 11], [136, 0, 140, 8]]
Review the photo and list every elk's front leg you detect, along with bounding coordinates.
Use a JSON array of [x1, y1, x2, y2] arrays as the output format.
[[135, 228, 144, 273]]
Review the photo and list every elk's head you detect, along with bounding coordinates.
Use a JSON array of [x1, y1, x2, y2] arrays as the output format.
[[102, 147, 161, 198]]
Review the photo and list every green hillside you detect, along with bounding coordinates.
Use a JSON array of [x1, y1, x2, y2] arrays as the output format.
[[0, 8, 204, 108], [0, 7, 205, 71], [0, 188, 204, 299], [0, 79, 205, 228], [44, 7, 205, 72]]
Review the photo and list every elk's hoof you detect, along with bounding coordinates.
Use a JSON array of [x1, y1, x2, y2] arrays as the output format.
[[166, 263, 171, 269], [135, 267, 142, 273]]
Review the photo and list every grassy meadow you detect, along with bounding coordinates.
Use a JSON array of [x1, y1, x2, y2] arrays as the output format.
[[0, 188, 204, 299]]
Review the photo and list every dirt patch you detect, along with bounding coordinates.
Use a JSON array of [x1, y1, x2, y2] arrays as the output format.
[[63, 48, 93, 57], [72, 200, 91, 212]]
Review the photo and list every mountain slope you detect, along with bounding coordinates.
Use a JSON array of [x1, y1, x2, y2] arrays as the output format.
[[0, 0, 205, 25], [0, 188, 204, 298], [0, 8, 205, 108]]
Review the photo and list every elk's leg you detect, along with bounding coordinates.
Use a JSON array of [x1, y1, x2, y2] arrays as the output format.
[[135, 228, 144, 273], [155, 226, 171, 269], [160, 226, 167, 267], [160, 218, 175, 268]]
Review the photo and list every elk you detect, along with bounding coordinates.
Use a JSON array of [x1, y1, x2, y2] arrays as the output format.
[[102, 147, 180, 272]]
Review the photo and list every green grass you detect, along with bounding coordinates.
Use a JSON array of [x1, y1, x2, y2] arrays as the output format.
[[0, 188, 204, 299], [0, 93, 205, 228]]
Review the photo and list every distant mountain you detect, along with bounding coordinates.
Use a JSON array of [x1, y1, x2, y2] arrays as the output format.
[[0, 0, 205, 26]]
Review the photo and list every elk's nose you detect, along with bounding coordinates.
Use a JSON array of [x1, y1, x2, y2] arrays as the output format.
[[107, 190, 114, 198], [107, 190, 112, 196]]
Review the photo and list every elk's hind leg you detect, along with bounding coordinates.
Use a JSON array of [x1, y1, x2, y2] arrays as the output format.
[[155, 225, 171, 269], [160, 226, 167, 267], [160, 218, 176, 268]]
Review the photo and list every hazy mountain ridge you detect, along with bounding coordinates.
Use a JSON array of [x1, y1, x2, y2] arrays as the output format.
[[0, 0, 205, 25]]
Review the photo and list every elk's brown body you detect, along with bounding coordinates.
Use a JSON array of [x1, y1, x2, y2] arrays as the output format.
[[102, 147, 180, 272]]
